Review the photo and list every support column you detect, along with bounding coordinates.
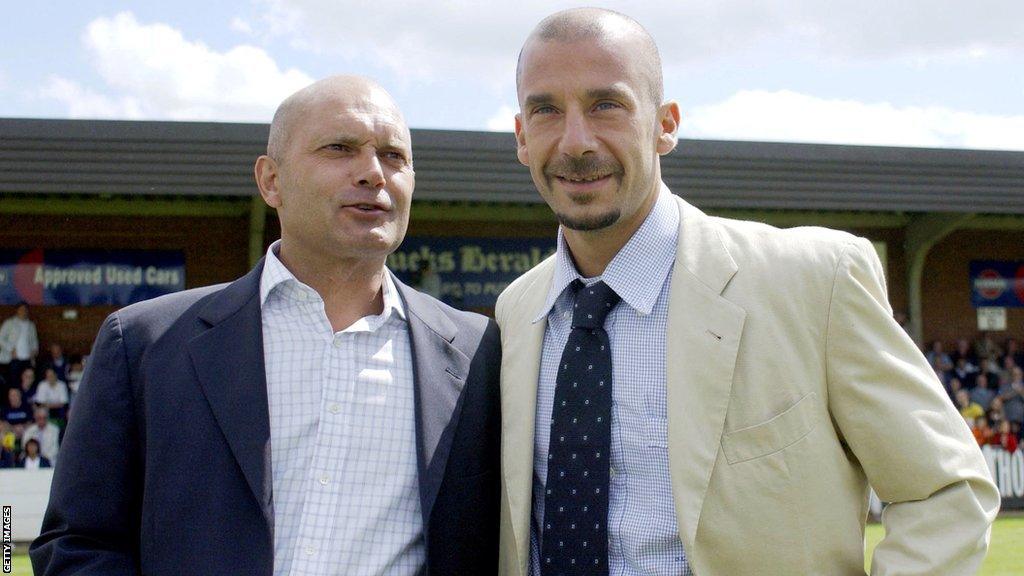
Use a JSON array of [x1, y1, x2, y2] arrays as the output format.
[[904, 212, 974, 345], [248, 195, 268, 268]]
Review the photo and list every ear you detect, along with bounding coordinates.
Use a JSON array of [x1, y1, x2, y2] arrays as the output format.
[[254, 155, 282, 208], [514, 113, 530, 166], [656, 101, 681, 155]]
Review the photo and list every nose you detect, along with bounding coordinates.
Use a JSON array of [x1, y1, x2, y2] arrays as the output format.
[[557, 106, 598, 158], [355, 150, 386, 189]]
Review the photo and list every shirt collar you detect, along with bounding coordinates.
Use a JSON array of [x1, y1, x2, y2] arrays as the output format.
[[259, 239, 406, 321], [533, 184, 679, 323]]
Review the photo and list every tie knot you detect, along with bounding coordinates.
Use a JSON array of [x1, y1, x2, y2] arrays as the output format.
[[571, 280, 621, 329]]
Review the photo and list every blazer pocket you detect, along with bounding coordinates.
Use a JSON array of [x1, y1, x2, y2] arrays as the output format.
[[721, 392, 818, 464]]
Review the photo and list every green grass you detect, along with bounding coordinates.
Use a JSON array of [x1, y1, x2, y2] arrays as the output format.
[[11, 551, 31, 576], [10, 518, 1023, 575], [865, 517, 1022, 575]]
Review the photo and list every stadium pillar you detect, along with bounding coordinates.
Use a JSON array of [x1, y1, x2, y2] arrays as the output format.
[[905, 212, 975, 346], [248, 195, 267, 268]]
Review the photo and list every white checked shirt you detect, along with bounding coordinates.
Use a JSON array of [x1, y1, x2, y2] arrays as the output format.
[[260, 241, 425, 576], [531, 189, 692, 576]]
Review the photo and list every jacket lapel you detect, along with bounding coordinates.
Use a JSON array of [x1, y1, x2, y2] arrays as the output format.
[[666, 197, 746, 560], [394, 277, 470, 526], [500, 260, 554, 576], [187, 262, 273, 527]]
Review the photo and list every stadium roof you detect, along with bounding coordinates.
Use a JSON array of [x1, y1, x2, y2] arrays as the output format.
[[3, 117, 1024, 214]]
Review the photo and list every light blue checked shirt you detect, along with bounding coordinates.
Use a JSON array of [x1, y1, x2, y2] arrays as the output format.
[[530, 188, 692, 576], [260, 241, 425, 576]]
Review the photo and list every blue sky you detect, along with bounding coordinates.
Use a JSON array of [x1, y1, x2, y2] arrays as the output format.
[[3, 1, 1023, 149]]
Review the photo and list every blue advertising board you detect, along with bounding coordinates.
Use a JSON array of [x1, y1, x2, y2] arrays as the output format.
[[388, 236, 556, 308], [970, 260, 1024, 308], [0, 249, 186, 306]]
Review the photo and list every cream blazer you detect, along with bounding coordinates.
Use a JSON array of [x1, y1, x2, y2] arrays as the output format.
[[495, 195, 999, 576]]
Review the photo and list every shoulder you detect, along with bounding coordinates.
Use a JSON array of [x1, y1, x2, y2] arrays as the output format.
[[395, 278, 498, 354], [496, 254, 556, 321], [101, 281, 238, 352], [701, 212, 880, 288]]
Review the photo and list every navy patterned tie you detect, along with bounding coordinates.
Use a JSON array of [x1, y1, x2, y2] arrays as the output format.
[[541, 280, 621, 576]]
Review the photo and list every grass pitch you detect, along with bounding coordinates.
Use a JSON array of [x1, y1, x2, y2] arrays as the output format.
[[11, 518, 1023, 575], [864, 517, 1022, 575]]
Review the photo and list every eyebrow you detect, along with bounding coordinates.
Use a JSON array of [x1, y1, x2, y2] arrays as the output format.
[[523, 87, 634, 110], [524, 93, 555, 109], [586, 87, 632, 103]]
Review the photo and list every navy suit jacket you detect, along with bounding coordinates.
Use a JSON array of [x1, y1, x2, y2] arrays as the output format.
[[31, 262, 501, 575]]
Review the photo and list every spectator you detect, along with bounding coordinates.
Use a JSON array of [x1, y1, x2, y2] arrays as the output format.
[[993, 420, 1018, 453], [19, 438, 51, 469], [945, 377, 963, 406], [418, 261, 442, 299], [951, 337, 979, 367], [0, 302, 38, 385], [975, 418, 995, 446], [970, 373, 996, 411], [974, 332, 1003, 366], [66, 356, 84, 396], [925, 340, 953, 375], [1003, 338, 1024, 370], [998, 354, 1019, 386], [41, 343, 68, 382], [16, 366, 37, 405], [952, 357, 979, 389], [988, 397, 1006, 430], [956, 389, 985, 422], [996, 366, 1024, 434], [33, 367, 69, 419], [3, 388, 31, 430], [0, 421, 16, 468], [22, 407, 59, 464]]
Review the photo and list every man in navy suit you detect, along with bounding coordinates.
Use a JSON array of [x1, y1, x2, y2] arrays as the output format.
[[31, 76, 501, 576]]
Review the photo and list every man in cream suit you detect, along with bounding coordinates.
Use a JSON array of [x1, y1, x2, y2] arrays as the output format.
[[496, 8, 999, 576]]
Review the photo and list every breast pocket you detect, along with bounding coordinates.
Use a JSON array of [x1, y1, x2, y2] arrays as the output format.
[[721, 392, 819, 464]]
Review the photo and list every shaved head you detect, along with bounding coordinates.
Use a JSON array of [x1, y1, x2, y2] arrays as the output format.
[[517, 8, 663, 106], [266, 75, 408, 162]]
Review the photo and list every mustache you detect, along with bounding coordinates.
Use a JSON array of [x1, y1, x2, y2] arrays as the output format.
[[544, 155, 622, 179]]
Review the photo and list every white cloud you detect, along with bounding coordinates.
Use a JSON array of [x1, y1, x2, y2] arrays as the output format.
[[42, 12, 314, 121], [230, 17, 255, 36], [250, 0, 1024, 81], [486, 105, 517, 132], [38, 76, 145, 119], [682, 90, 1024, 150]]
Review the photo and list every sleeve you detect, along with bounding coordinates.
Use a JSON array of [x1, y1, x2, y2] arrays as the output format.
[[29, 313, 142, 575], [30, 321, 39, 355], [824, 238, 1000, 576]]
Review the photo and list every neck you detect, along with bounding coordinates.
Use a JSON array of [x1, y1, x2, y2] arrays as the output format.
[[562, 187, 659, 278], [277, 242, 388, 332]]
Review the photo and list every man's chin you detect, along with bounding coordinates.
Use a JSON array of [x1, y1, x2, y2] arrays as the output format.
[[556, 209, 621, 232]]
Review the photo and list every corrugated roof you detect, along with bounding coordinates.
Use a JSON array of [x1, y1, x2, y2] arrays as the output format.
[[3, 117, 1024, 214]]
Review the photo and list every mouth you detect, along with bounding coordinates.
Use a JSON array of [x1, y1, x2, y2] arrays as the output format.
[[552, 173, 616, 191], [340, 201, 391, 215], [555, 173, 611, 183]]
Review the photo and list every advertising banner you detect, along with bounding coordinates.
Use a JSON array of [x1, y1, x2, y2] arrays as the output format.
[[388, 236, 556, 308], [0, 249, 185, 306], [970, 261, 1024, 308], [981, 445, 1024, 510]]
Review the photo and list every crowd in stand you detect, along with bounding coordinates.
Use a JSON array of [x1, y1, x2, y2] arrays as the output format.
[[1, 304, 85, 469], [933, 335, 1024, 453], [3, 300, 1024, 469]]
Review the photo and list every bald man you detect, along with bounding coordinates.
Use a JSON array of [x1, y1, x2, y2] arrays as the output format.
[[31, 76, 501, 576], [496, 8, 998, 576]]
